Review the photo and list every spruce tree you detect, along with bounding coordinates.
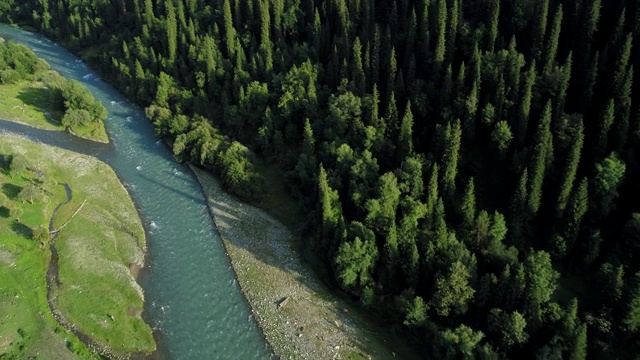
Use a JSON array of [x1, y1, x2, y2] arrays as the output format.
[[461, 177, 476, 229], [398, 100, 414, 160], [516, 61, 536, 147], [434, 0, 447, 64], [528, 101, 553, 215], [223, 0, 236, 57], [543, 4, 563, 75], [165, 0, 177, 63], [440, 119, 462, 196], [556, 118, 584, 214], [531, 0, 549, 63], [486, 0, 500, 52]]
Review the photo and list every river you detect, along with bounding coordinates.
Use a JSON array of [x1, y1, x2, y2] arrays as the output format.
[[0, 24, 272, 359]]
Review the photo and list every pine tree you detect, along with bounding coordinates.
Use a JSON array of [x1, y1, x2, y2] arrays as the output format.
[[143, 0, 154, 26], [398, 100, 414, 160], [352, 37, 365, 95], [594, 99, 615, 161], [417, 0, 430, 62], [446, 0, 460, 62], [302, 118, 315, 155], [555, 52, 572, 122], [434, 0, 447, 64], [516, 61, 536, 147], [543, 4, 563, 75], [223, 0, 236, 57], [569, 323, 588, 360], [165, 0, 177, 63], [584, 0, 602, 42], [531, 0, 549, 62], [426, 163, 440, 225], [318, 164, 345, 252], [486, 0, 500, 52], [258, 0, 273, 73], [528, 101, 553, 215], [563, 178, 588, 251], [461, 177, 476, 229], [385, 92, 399, 141], [556, 118, 584, 214], [440, 119, 462, 196]]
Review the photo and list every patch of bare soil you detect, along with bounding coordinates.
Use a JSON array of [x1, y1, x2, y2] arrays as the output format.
[[192, 167, 418, 360]]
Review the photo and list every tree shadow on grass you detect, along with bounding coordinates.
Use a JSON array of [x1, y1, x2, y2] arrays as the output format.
[[10, 221, 32, 239], [0, 154, 11, 171], [0, 206, 9, 218], [15, 86, 62, 127], [2, 183, 22, 199]]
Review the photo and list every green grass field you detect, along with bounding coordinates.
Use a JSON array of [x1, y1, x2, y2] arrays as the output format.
[[0, 73, 108, 143], [0, 135, 154, 358]]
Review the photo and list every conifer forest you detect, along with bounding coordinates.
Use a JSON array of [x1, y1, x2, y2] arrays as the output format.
[[2, 0, 640, 357]]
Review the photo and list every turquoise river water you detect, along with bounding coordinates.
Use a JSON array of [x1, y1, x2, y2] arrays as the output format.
[[0, 24, 272, 359]]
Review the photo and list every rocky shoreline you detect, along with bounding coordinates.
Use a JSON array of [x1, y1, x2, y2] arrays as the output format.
[[191, 165, 418, 360]]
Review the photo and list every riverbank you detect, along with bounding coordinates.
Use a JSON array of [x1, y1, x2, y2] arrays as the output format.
[[0, 133, 155, 358], [192, 166, 420, 360]]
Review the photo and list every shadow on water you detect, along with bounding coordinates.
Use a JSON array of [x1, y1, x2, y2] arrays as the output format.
[[10, 220, 32, 238], [137, 172, 204, 205]]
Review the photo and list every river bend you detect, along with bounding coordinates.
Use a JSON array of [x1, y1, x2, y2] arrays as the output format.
[[0, 24, 271, 360]]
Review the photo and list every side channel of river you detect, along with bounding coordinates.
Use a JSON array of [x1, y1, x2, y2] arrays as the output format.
[[0, 24, 272, 359]]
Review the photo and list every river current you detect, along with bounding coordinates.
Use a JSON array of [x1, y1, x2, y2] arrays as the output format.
[[0, 24, 272, 359]]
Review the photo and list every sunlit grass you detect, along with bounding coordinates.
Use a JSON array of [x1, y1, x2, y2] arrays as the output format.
[[0, 135, 154, 357], [0, 71, 109, 143]]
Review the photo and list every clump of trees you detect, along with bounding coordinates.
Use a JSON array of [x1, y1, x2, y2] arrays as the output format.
[[1, 40, 106, 130], [1, 153, 53, 244], [4, 0, 640, 357], [0, 40, 49, 83], [58, 80, 107, 127]]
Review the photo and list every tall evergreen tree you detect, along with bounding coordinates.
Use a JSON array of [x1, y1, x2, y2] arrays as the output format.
[[528, 101, 553, 215], [164, 0, 177, 64], [543, 4, 563, 75], [486, 0, 500, 52], [223, 0, 236, 57], [531, 0, 549, 63], [515, 61, 536, 147], [398, 100, 414, 160], [556, 118, 584, 214], [434, 0, 447, 64], [461, 177, 476, 229]]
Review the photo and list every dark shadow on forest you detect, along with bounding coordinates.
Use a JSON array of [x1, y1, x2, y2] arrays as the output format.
[[15, 87, 61, 127], [2, 183, 22, 199], [10, 221, 32, 239]]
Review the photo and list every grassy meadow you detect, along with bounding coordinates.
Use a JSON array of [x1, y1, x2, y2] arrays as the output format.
[[0, 72, 108, 143], [0, 134, 154, 358]]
